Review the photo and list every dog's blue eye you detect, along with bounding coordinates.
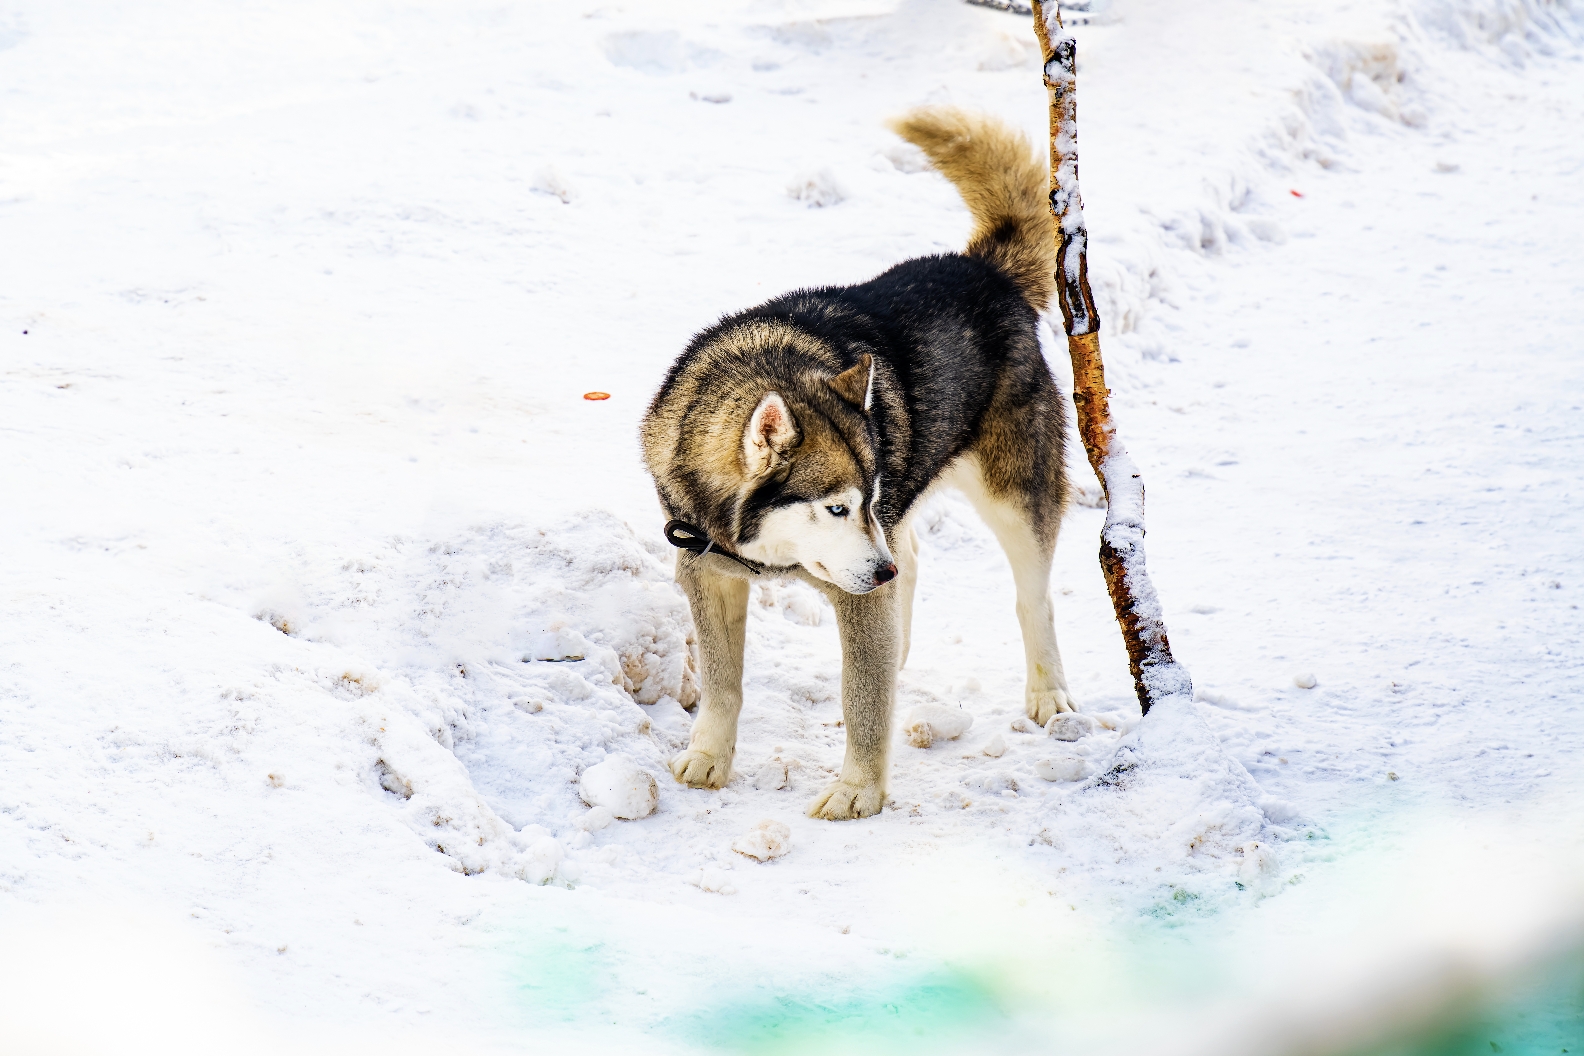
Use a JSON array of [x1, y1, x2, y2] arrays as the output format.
[[826, 504, 849, 517]]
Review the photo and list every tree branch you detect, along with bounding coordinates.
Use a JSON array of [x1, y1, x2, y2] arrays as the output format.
[[1032, 0, 1192, 714]]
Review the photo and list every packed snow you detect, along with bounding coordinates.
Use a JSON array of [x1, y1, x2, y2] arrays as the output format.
[[2, 0, 1582, 1053]]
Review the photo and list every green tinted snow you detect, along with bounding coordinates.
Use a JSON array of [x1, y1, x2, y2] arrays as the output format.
[[688, 969, 1011, 1055], [506, 924, 611, 1020]]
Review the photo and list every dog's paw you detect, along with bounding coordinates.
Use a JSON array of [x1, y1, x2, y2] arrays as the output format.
[[1026, 687, 1078, 725], [806, 778, 884, 821], [670, 748, 732, 789]]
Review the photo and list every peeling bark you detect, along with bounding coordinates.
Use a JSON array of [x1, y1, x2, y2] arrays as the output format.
[[1033, 1, 1192, 714]]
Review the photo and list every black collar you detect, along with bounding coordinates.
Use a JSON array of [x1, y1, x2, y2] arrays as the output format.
[[663, 520, 762, 575]]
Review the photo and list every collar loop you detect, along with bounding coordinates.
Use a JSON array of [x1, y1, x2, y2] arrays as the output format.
[[663, 520, 762, 575]]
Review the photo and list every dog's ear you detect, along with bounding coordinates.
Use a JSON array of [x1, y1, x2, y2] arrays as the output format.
[[828, 353, 874, 412], [744, 391, 800, 476]]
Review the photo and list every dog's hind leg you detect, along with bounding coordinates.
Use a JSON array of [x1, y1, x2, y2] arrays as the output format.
[[894, 521, 921, 669], [671, 554, 750, 789], [946, 458, 1078, 725], [807, 580, 901, 820], [1003, 524, 1078, 725]]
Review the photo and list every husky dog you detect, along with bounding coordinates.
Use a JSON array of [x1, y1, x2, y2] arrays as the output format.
[[641, 108, 1077, 820]]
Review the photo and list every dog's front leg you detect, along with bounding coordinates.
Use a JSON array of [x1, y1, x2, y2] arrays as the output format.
[[671, 555, 750, 789], [807, 583, 901, 820]]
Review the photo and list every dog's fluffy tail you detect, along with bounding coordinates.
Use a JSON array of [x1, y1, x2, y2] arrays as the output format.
[[887, 107, 1054, 311]]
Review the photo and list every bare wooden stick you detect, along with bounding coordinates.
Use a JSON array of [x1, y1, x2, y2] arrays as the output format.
[[1032, 0, 1191, 715]]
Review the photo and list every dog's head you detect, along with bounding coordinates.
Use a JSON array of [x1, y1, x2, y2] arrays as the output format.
[[733, 355, 897, 595]]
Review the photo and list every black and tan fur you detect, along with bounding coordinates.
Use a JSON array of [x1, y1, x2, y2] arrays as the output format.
[[641, 108, 1078, 820]]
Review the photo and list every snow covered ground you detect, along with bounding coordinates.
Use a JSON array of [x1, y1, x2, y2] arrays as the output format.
[[2, 0, 1582, 1052]]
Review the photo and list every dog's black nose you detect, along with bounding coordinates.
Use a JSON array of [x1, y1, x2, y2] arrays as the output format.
[[873, 563, 898, 585]]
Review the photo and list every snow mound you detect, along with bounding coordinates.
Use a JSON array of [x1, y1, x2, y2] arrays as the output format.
[[259, 512, 697, 877], [1034, 694, 1275, 903], [278, 512, 699, 709], [1306, 38, 1427, 126]]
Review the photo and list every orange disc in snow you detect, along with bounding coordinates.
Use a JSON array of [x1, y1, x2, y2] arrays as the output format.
[[583, 391, 611, 401]]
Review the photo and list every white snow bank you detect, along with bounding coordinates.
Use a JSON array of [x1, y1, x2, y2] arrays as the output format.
[[270, 511, 698, 708], [251, 512, 697, 879]]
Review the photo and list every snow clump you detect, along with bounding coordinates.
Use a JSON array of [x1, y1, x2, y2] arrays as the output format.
[[753, 760, 789, 791], [692, 867, 737, 895], [532, 164, 576, 204], [787, 169, 845, 207], [1036, 755, 1087, 782], [1046, 713, 1101, 741], [731, 820, 792, 861], [524, 836, 564, 884], [903, 703, 973, 748], [579, 755, 658, 820], [1237, 841, 1281, 894], [578, 806, 615, 831]]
